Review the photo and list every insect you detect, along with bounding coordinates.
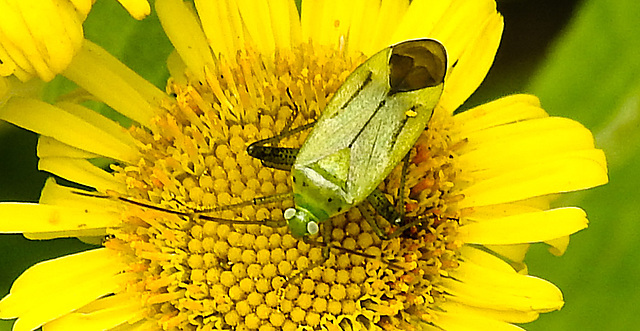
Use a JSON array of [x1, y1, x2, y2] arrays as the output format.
[[248, 38, 447, 242], [79, 38, 447, 278]]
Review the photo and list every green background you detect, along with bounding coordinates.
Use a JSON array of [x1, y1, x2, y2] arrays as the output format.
[[0, 0, 636, 330]]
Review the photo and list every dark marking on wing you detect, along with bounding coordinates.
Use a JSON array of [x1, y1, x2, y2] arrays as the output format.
[[348, 99, 386, 149], [339, 71, 373, 110], [388, 40, 446, 94], [390, 115, 409, 150]]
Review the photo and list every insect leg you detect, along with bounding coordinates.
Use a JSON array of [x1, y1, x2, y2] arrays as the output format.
[[362, 152, 420, 239], [246, 121, 315, 171], [248, 120, 316, 149], [366, 189, 402, 226], [357, 201, 392, 240], [396, 152, 411, 220], [246, 145, 299, 171]]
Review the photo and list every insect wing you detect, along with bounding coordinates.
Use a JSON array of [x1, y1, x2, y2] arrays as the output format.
[[348, 39, 447, 200], [294, 48, 391, 169], [294, 39, 447, 203]]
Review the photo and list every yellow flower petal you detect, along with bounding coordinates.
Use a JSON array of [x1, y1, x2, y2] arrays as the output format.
[[457, 150, 607, 208], [0, 97, 139, 163], [194, 0, 245, 60], [0, 249, 126, 331], [484, 244, 530, 265], [116, 0, 151, 20], [447, 256, 564, 313], [452, 94, 546, 134], [545, 235, 571, 256], [38, 158, 126, 192], [430, 0, 496, 62], [434, 302, 526, 331], [68, 0, 93, 17], [0, 201, 119, 235], [458, 117, 599, 168], [156, 0, 215, 83], [439, 301, 539, 325], [38, 178, 115, 209], [390, 0, 451, 42], [361, 0, 411, 54], [24, 178, 122, 240], [438, 11, 503, 111], [0, 76, 9, 100], [272, 0, 304, 50], [43, 294, 145, 331], [463, 202, 547, 221], [236, 0, 278, 55], [0, 0, 84, 81], [301, 0, 333, 46], [340, 0, 381, 55], [37, 136, 99, 159], [62, 41, 166, 128], [458, 207, 588, 245], [0, 43, 19, 78]]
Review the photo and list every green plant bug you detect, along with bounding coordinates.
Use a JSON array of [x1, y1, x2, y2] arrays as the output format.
[[248, 38, 447, 240], [76, 38, 447, 276]]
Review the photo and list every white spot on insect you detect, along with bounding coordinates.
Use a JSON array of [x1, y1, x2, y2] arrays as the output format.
[[307, 221, 319, 235], [284, 208, 296, 220]]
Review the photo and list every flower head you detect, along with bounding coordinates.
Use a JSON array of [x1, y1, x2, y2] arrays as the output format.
[[0, 0, 607, 331]]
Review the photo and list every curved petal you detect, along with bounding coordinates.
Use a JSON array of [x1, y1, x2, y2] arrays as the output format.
[[444, 259, 564, 314], [116, 0, 151, 20], [42, 293, 145, 331], [156, 0, 215, 83], [63, 41, 166, 128], [451, 94, 546, 134], [0, 249, 127, 331], [0, 97, 139, 163], [0, 0, 84, 81], [458, 207, 588, 245], [433, 302, 526, 331], [38, 158, 125, 192], [0, 201, 120, 235], [456, 150, 608, 208]]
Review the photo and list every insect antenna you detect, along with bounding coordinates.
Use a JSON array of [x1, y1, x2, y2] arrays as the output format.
[[173, 192, 293, 213], [71, 190, 288, 227]]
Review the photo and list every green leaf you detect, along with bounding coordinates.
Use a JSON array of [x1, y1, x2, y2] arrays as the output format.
[[525, 0, 640, 330]]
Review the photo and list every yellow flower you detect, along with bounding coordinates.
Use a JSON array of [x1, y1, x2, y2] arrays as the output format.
[[0, 0, 608, 331], [0, 0, 150, 82]]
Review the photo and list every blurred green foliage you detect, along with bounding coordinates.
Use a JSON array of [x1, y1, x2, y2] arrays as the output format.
[[525, 0, 640, 330], [1, 0, 637, 330]]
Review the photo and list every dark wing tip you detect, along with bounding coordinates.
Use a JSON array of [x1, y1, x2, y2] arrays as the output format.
[[388, 39, 447, 94]]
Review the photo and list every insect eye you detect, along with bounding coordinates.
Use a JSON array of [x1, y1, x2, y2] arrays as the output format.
[[307, 221, 319, 235], [389, 39, 447, 93], [284, 208, 296, 220]]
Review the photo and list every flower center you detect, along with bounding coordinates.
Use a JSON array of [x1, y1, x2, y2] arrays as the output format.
[[109, 43, 463, 330]]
